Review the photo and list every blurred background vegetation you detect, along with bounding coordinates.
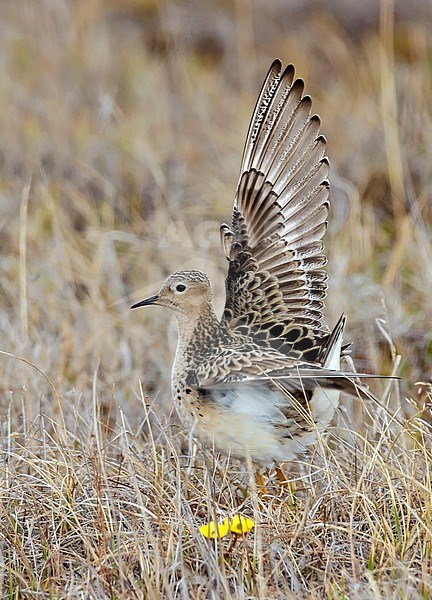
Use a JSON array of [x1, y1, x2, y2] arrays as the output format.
[[1, 3, 432, 598], [0, 0, 431, 427]]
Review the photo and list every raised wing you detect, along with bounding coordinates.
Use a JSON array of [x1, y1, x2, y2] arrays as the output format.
[[221, 60, 330, 344]]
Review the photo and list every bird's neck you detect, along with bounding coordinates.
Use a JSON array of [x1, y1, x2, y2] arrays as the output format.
[[174, 302, 226, 356]]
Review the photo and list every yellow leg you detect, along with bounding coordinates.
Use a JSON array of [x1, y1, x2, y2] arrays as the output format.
[[275, 466, 297, 505], [255, 470, 268, 495], [275, 466, 288, 485]]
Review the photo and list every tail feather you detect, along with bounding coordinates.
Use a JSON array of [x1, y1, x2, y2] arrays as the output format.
[[318, 313, 346, 368]]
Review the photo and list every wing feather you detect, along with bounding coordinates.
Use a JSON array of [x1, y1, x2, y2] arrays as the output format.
[[241, 61, 294, 172], [222, 61, 330, 348]]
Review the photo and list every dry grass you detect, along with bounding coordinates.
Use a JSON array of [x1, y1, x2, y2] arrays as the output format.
[[1, 1, 432, 598]]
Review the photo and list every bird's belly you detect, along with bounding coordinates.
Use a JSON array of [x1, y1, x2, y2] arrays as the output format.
[[309, 386, 340, 432], [172, 379, 339, 465]]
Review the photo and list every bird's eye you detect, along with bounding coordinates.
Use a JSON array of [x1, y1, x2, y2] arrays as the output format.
[[176, 284, 187, 293]]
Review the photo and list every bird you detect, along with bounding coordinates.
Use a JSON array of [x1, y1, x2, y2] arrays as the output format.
[[131, 59, 384, 466]]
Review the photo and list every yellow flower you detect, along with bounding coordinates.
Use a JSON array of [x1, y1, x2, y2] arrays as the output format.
[[199, 514, 255, 539], [228, 515, 255, 535], [199, 518, 230, 539]]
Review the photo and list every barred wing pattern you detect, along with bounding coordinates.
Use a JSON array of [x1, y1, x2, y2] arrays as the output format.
[[221, 60, 330, 358]]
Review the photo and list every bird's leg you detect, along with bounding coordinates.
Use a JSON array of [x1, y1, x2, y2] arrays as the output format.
[[254, 469, 268, 495], [275, 466, 288, 485], [275, 465, 296, 498]]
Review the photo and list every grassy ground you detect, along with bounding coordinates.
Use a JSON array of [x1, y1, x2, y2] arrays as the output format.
[[1, 1, 432, 597]]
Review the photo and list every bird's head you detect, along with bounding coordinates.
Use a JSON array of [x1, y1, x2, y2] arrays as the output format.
[[131, 270, 213, 315]]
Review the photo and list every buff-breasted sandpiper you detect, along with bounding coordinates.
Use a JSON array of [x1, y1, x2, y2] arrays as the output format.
[[132, 60, 385, 465]]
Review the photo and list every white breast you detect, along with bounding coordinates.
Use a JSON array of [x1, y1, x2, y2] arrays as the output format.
[[197, 384, 323, 464]]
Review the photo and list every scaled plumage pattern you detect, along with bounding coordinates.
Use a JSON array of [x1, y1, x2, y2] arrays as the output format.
[[132, 60, 384, 464]]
